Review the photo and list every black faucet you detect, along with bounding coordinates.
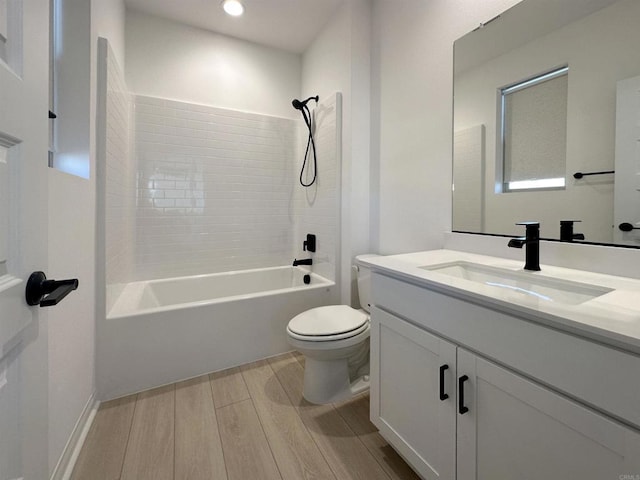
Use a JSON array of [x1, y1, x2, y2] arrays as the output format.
[[560, 220, 585, 242], [293, 258, 313, 267], [508, 222, 541, 271]]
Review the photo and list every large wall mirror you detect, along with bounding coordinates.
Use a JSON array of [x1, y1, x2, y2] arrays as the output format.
[[453, 0, 640, 247]]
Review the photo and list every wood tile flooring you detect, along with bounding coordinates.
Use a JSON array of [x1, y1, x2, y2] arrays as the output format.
[[71, 352, 420, 480]]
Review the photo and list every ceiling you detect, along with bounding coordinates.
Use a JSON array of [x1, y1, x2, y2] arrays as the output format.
[[455, 0, 620, 74], [124, 0, 345, 54]]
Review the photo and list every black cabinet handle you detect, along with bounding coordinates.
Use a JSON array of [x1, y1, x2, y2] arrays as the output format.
[[458, 375, 469, 414], [439, 364, 449, 401], [25, 271, 79, 307]]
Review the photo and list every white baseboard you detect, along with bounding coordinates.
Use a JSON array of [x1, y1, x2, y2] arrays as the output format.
[[50, 393, 99, 480]]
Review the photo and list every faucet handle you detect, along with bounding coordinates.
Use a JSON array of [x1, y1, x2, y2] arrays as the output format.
[[303, 233, 316, 252], [515, 221, 540, 237], [560, 220, 584, 242]]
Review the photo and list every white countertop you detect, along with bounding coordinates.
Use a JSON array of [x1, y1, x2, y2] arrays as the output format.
[[360, 249, 640, 354]]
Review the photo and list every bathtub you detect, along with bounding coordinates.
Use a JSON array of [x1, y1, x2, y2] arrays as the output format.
[[100, 266, 335, 399]]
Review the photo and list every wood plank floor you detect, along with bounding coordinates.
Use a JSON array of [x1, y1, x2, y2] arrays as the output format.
[[71, 352, 420, 480]]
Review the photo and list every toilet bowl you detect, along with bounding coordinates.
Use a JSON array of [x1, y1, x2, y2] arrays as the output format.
[[286, 255, 376, 404]]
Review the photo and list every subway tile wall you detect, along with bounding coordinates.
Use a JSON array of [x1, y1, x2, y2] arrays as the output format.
[[133, 96, 299, 280], [104, 42, 135, 291], [292, 93, 341, 283], [101, 87, 340, 286]]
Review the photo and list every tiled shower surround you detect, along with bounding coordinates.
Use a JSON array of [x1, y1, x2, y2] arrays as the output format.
[[101, 36, 339, 292], [133, 96, 299, 279], [104, 94, 339, 295], [103, 40, 135, 289], [292, 93, 340, 283]]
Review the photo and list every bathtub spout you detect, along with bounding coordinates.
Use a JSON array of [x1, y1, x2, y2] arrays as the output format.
[[293, 258, 313, 266]]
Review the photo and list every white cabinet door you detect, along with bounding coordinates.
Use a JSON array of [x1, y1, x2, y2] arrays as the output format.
[[457, 348, 640, 480], [370, 306, 457, 480]]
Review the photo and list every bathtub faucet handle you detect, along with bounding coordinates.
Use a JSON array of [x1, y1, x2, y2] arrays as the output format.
[[303, 234, 316, 252], [293, 258, 313, 267]]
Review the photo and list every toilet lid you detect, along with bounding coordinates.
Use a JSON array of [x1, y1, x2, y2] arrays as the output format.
[[288, 305, 368, 337]]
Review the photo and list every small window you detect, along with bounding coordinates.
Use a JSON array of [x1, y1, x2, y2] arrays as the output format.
[[499, 67, 568, 192]]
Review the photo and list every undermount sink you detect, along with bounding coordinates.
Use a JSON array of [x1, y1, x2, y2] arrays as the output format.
[[420, 261, 613, 305]]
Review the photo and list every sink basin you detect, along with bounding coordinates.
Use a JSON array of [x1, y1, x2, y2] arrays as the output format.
[[420, 261, 613, 305]]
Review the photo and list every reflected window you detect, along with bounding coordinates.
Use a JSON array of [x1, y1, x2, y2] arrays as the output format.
[[500, 66, 569, 192]]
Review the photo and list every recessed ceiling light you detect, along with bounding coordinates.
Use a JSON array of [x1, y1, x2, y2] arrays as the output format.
[[222, 0, 244, 16]]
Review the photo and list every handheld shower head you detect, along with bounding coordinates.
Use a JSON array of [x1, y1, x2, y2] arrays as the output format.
[[292, 95, 319, 111], [292, 95, 319, 188]]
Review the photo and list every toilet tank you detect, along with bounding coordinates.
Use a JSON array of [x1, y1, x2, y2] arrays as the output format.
[[354, 254, 379, 313]]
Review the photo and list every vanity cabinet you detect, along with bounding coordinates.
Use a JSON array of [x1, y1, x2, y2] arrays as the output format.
[[370, 306, 456, 479], [455, 348, 640, 479], [370, 273, 640, 480]]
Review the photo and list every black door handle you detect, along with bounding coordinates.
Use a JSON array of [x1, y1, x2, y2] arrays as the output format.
[[439, 364, 449, 401], [458, 375, 469, 414], [25, 271, 79, 307]]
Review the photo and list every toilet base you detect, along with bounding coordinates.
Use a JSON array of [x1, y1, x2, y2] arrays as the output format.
[[300, 340, 370, 404], [303, 358, 370, 404]]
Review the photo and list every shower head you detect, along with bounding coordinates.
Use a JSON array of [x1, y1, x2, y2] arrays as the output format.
[[292, 95, 319, 111], [293, 96, 319, 188]]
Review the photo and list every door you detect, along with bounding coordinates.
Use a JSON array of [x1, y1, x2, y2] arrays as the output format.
[[0, 1, 50, 479], [370, 306, 456, 480], [456, 349, 640, 480], [614, 74, 640, 245]]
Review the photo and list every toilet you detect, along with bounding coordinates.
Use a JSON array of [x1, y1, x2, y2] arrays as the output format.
[[286, 255, 376, 404]]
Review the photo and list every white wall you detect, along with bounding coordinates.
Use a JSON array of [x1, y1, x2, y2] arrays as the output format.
[[93, 0, 126, 70], [125, 9, 301, 119], [91, 0, 127, 375], [371, 0, 519, 255], [48, 0, 126, 476], [48, 0, 93, 474], [302, 0, 371, 304]]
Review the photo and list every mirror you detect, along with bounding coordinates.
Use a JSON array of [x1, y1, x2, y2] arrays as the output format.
[[453, 0, 640, 247]]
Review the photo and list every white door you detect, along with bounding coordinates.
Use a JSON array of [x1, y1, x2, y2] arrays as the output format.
[[0, 1, 51, 479], [457, 349, 640, 480], [614, 75, 640, 245], [370, 306, 457, 480]]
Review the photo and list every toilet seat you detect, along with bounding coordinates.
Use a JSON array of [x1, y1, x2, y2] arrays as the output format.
[[287, 305, 369, 342]]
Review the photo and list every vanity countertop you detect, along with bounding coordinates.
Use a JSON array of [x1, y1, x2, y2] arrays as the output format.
[[360, 249, 640, 354]]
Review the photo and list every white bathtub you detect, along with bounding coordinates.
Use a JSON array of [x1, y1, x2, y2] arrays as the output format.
[[100, 266, 335, 399]]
